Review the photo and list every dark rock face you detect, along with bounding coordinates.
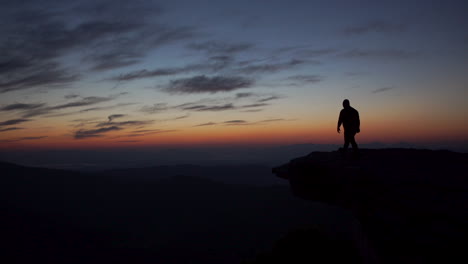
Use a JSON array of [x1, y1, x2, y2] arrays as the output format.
[[273, 149, 468, 263]]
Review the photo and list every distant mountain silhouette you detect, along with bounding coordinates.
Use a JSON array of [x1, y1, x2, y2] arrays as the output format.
[[272, 148, 468, 264], [1, 161, 352, 264], [98, 164, 285, 186]]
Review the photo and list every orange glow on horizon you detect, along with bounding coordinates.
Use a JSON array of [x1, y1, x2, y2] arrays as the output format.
[[1, 119, 467, 151]]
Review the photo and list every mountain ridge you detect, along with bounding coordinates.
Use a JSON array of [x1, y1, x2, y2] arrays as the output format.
[[1, 159, 346, 264]]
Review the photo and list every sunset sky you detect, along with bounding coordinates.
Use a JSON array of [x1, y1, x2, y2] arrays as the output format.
[[1, 0, 467, 150]]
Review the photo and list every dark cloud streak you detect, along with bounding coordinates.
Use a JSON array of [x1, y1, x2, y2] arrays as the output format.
[[126, 129, 177, 137], [339, 49, 416, 59], [236, 92, 254, 98], [235, 59, 305, 74], [224, 120, 247, 124], [163, 75, 253, 94], [0, 1, 196, 93], [181, 104, 236, 112], [21, 95, 128, 118], [1, 103, 45, 111], [0, 136, 47, 143], [194, 122, 217, 127], [108, 114, 125, 122], [372, 87, 395, 94], [74, 126, 121, 139], [0, 127, 24, 132], [0, 118, 32, 126], [140, 103, 169, 114], [241, 103, 269, 108], [96, 120, 153, 127], [188, 41, 253, 55], [50, 96, 115, 110], [287, 75, 323, 84], [257, 96, 283, 103]]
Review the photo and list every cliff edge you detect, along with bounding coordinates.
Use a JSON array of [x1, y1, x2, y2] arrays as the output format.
[[272, 148, 468, 263]]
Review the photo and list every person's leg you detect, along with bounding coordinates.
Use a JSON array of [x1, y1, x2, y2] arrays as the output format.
[[343, 131, 350, 150], [350, 133, 358, 152]]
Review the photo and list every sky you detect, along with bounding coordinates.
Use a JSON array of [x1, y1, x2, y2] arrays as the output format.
[[1, 0, 467, 151]]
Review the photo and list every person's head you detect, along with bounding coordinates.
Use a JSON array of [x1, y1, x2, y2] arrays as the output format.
[[342, 99, 350, 108]]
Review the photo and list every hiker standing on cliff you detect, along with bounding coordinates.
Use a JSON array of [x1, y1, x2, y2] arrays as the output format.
[[337, 99, 360, 152]]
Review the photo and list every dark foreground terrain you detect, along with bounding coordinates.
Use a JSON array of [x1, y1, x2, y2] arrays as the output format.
[[1, 161, 358, 263], [2, 148, 467, 263], [273, 148, 468, 263]]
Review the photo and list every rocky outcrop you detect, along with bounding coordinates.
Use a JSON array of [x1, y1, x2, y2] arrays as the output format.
[[273, 149, 468, 263]]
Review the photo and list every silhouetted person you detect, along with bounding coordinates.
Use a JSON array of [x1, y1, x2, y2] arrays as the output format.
[[337, 99, 360, 153]]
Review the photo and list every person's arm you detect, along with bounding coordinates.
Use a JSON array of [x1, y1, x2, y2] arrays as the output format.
[[337, 111, 342, 133], [356, 110, 360, 133]]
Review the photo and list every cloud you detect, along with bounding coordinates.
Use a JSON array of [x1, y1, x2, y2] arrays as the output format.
[[0, 103, 45, 111], [224, 120, 248, 125], [139, 92, 282, 117], [77, 103, 136, 113], [21, 95, 127, 117], [181, 103, 236, 112], [0, 64, 79, 93], [344, 71, 369, 76], [207, 55, 234, 71], [69, 118, 100, 128], [287, 75, 323, 84], [236, 92, 255, 98], [258, 118, 284, 123], [344, 20, 408, 35], [96, 120, 153, 127], [372, 87, 394, 94], [64, 94, 80, 99], [235, 59, 305, 74], [21, 108, 54, 118], [108, 114, 126, 122], [110, 56, 235, 82], [86, 53, 141, 72], [195, 118, 285, 127], [50, 96, 116, 110], [241, 103, 269, 108], [74, 126, 122, 139], [242, 109, 263, 113], [172, 93, 282, 112], [0, 136, 47, 143], [263, 46, 334, 66], [17, 136, 46, 140], [0, 118, 32, 126], [71, 118, 100, 122], [163, 75, 253, 94], [187, 41, 253, 54], [0, 1, 196, 93], [140, 103, 169, 114], [171, 114, 190, 120], [112, 68, 187, 81], [131, 129, 161, 133], [194, 122, 217, 127], [293, 48, 337, 58], [118, 140, 142, 143], [0, 127, 24, 132], [126, 129, 177, 137], [224, 118, 285, 126], [86, 26, 196, 71], [180, 102, 264, 112], [236, 92, 283, 103], [257, 96, 283, 102], [339, 49, 416, 59]]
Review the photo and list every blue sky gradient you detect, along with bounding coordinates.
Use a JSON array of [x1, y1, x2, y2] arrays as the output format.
[[1, 0, 467, 149]]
